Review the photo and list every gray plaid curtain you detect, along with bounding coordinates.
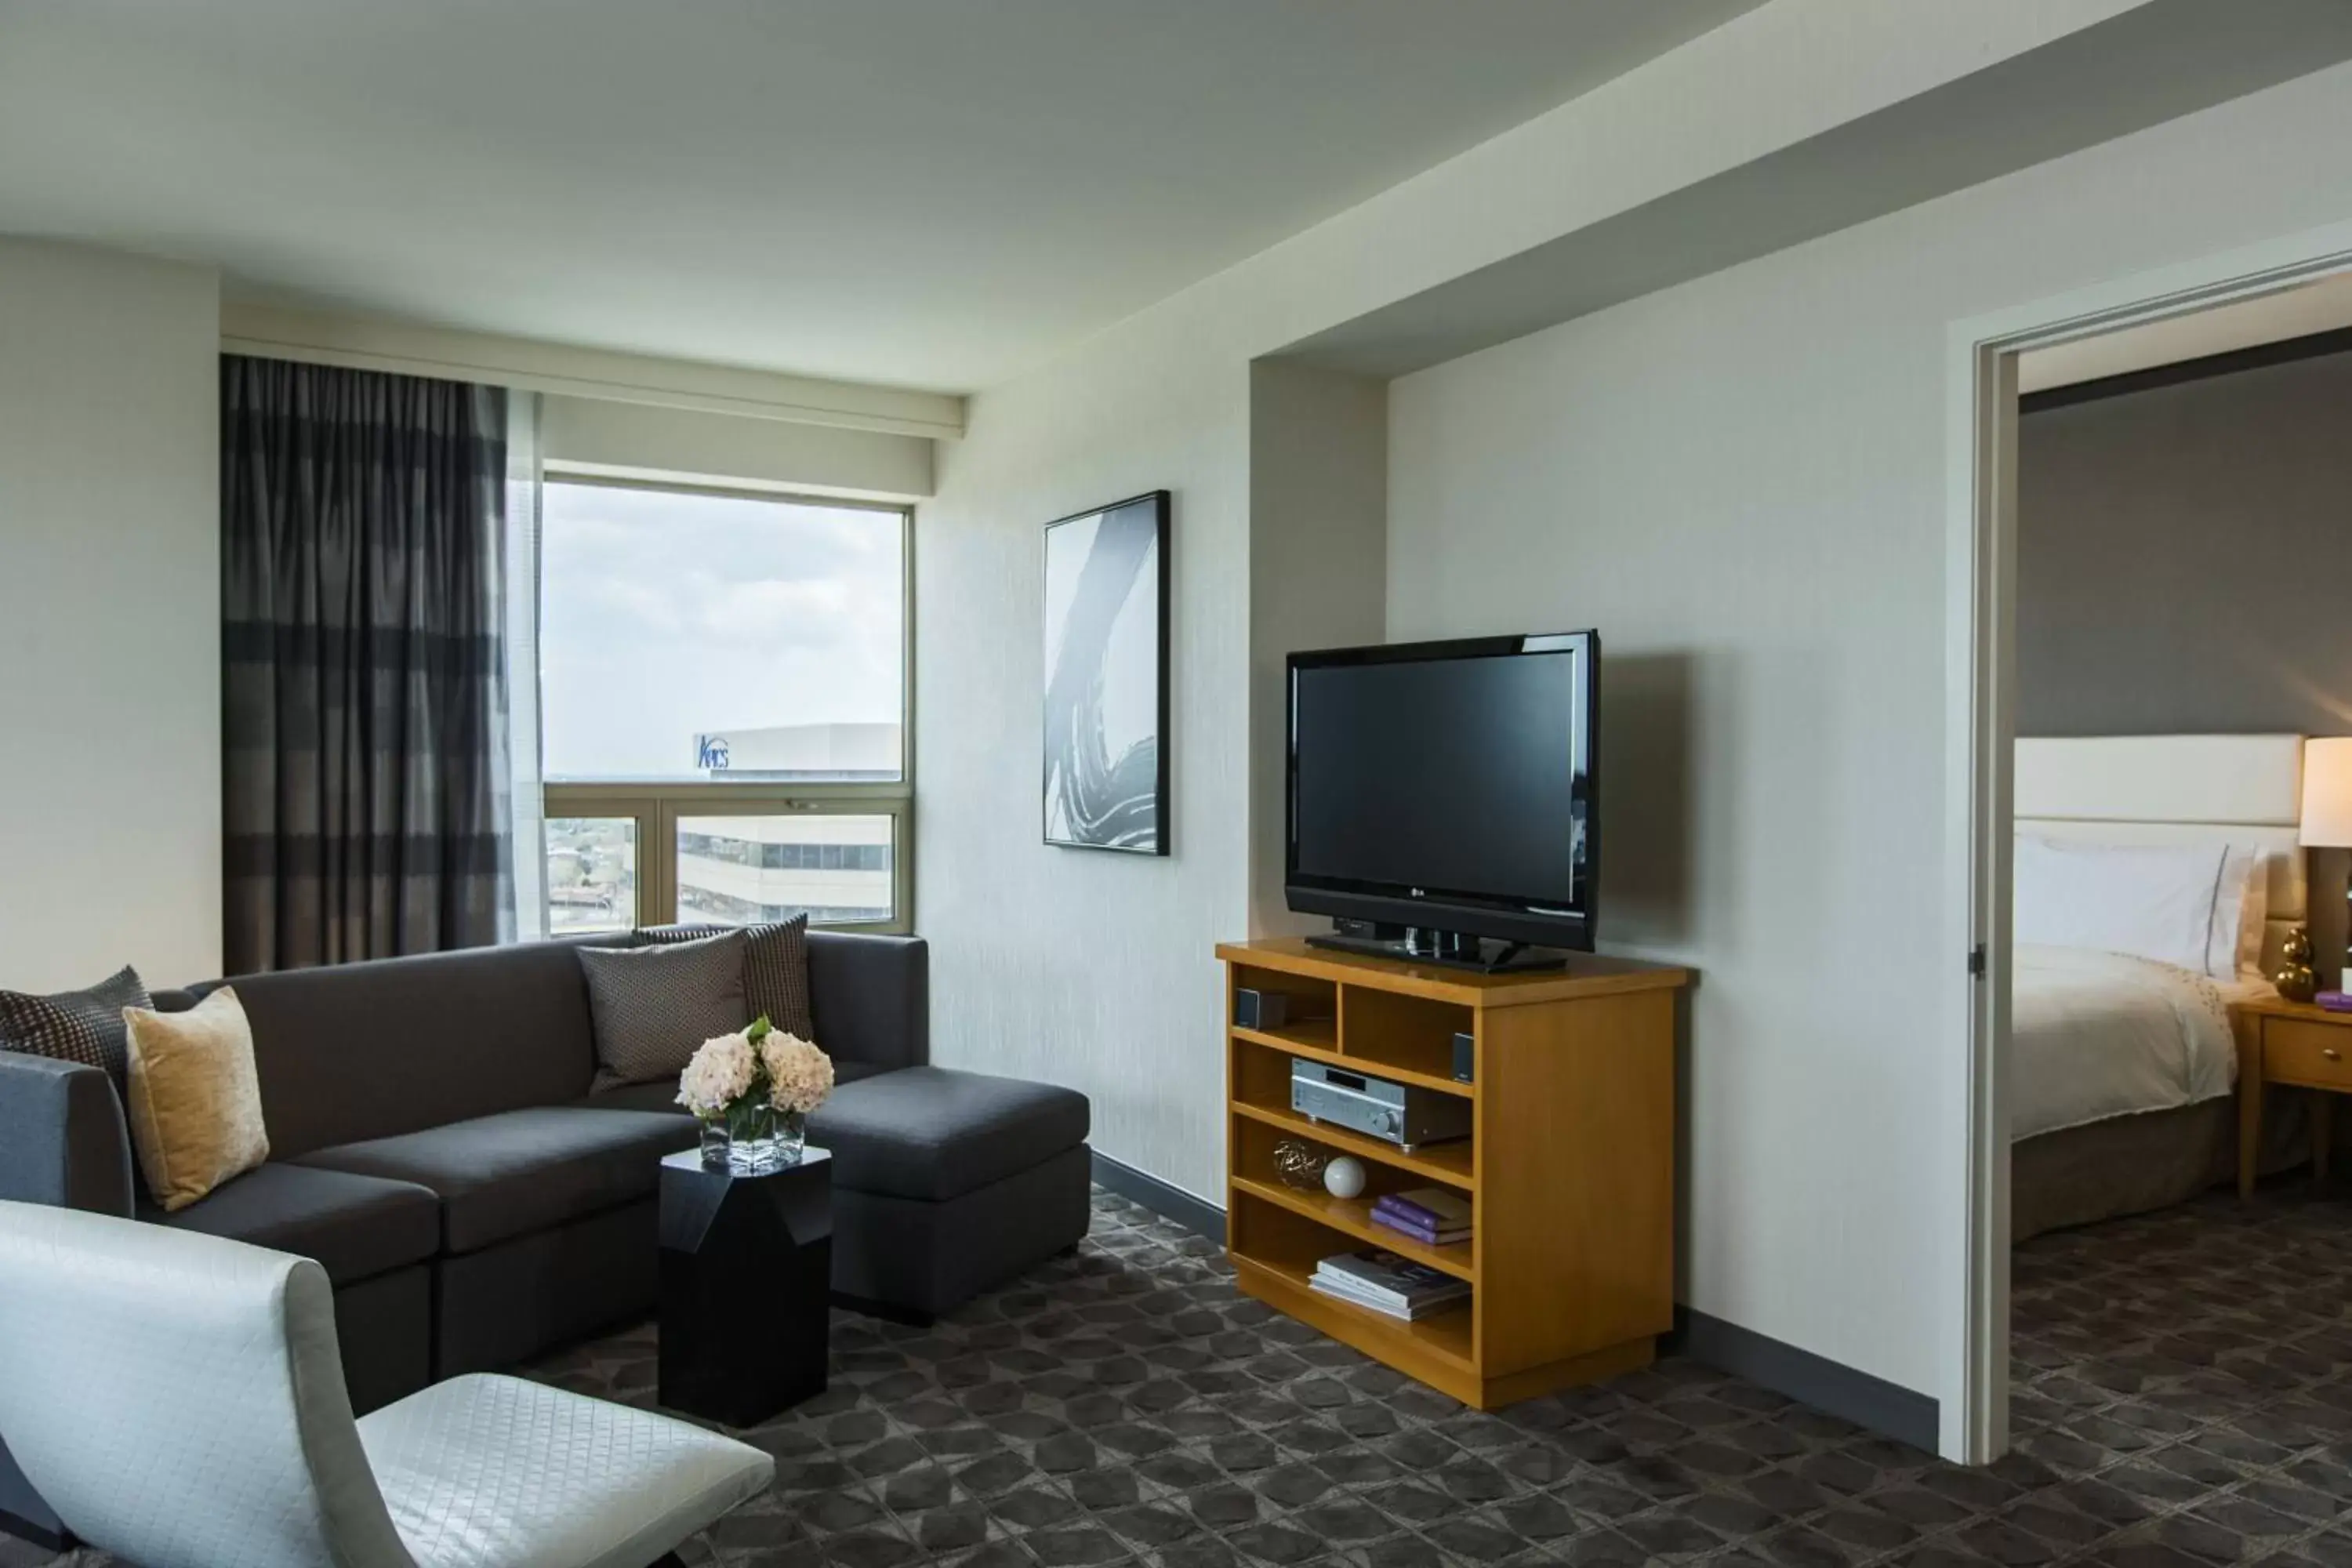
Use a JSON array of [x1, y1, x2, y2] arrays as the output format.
[[221, 354, 513, 972]]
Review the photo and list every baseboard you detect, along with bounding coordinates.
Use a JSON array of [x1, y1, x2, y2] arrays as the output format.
[[1090, 1150, 1226, 1243], [1668, 1307, 1940, 1454]]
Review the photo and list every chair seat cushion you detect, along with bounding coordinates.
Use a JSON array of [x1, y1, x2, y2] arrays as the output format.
[[360, 1372, 773, 1568], [808, 1066, 1091, 1203], [292, 1108, 698, 1255], [141, 1161, 439, 1285]]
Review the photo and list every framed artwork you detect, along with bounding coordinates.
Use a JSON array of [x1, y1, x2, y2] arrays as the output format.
[[1043, 490, 1170, 854]]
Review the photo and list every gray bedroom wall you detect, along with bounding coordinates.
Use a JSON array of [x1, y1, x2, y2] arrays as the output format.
[[2016, 345, 2352, 739], [2018, 342, 2352, 985]]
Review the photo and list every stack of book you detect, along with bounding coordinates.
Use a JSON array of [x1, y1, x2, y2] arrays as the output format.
[[1370, 1186, 1472, 1248], [1310, 1249, 1472, 1321]]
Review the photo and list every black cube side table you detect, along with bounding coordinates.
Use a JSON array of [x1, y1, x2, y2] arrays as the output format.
[[658, 1145, 832, 1427]]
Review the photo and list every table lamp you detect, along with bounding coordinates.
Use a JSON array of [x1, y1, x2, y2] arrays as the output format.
[[2299, 737, 2352, 994]]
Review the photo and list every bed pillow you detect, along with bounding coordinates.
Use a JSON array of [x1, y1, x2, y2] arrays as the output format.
[[2013, 835, 2233, 976]]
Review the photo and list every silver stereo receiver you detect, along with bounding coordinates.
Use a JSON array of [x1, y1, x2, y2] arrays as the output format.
[[1290, 1058, 1471, 1151]]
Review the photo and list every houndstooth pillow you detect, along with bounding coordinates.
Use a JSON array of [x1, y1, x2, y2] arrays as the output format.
[[639, 916, 814, 1042], [0, 966, 151, 1086], [579, 929, 749, 1090]]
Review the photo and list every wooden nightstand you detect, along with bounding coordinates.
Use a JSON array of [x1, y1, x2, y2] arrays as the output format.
[[2234, 996, 2352, 1196]]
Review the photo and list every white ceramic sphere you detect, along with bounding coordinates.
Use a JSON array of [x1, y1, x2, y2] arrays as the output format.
[[1323, 1155, 1367, 1200]]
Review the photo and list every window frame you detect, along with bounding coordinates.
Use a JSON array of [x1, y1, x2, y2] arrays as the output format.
[[537, 475, 914, 937]]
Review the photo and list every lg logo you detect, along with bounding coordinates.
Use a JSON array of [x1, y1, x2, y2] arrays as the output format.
[[695, 735, 731, 771]]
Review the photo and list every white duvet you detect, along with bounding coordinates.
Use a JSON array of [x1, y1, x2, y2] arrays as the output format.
[[2011, 944, 2258, 1141]]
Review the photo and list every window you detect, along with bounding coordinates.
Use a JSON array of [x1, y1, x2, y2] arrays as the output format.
[[537, 479, 910, 932], [544, 817, 638, 935]]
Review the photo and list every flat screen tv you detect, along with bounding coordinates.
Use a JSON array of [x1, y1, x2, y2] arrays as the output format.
[[1286, 631, 1596, 969]]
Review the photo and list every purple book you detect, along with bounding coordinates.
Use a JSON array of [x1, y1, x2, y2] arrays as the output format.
[[1371, 1210, 1469, 1247], [2318, 991, 2352, 1013], [1373, 1188, 1472, 1231]]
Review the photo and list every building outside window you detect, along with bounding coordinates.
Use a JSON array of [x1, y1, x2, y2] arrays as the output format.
[[536, 478, 910, 935]]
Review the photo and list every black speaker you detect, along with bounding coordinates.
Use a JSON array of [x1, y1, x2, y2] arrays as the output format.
[[1235, 989, 1290, 1031], [1452, 1030, 1475, 1083]]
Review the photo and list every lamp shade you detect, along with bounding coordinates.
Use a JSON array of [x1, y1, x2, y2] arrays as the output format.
[[2299, 737, 2352, 848]]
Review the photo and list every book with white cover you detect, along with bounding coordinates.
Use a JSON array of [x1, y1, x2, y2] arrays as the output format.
[[1313, 1249, 1469, 1310], [1310, 1270, 1468, 1321]]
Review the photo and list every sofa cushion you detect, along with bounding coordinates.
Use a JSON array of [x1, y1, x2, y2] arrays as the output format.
[[142, 1162, 439, 1285], [198, 941, 601, 1160], [808, 1067, 1090, 1203], [293, 1107, 699, 1255], [641, 918, 815, 1042], [579, 930, 750, 1090], [0, 965, 149, 1087], [579, 1058, 891, 1120], [122, 987, 270, 1213]]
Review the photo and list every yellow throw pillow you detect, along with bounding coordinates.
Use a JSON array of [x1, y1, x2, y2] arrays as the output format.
[[122, 988, 270, 1212]]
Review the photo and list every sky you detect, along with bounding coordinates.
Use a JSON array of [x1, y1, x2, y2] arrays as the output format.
[[538, 481, 904, 780]]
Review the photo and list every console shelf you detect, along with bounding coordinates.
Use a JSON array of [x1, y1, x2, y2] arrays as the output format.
[[1229, 1099, 1475, 1189], [1219, 936, 1691, 1410]]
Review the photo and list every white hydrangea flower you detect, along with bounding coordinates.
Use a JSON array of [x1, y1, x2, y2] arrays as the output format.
[[677, 1030, 758, 1120], [760, 1033, 835, 1114]]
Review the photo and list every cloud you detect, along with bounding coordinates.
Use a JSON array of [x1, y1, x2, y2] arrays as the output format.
[[536, 481, 905, 776]]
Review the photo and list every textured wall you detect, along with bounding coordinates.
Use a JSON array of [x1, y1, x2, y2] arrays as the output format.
[[916, 320, 1252, 1206]]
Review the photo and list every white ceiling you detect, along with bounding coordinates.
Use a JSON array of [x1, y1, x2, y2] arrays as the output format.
[[0, 0, 1759, 394]]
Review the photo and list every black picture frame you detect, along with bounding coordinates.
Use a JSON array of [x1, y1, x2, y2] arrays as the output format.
[[1042, 490, 1171, 855]]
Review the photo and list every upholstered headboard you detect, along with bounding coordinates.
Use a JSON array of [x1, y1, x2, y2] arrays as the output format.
[[2015, 733, 2305, 974]]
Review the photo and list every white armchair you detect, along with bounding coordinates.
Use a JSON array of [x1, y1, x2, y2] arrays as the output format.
[[0, 1200, 774, 1568]]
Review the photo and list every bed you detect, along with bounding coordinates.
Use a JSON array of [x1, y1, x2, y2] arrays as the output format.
[[2010, 734, 2308, 1240]]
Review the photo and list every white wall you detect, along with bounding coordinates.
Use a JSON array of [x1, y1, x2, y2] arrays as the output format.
[[1385, 62, 2352, 1397], [0, 240, 221, 989], [916, 0, 2352, 1419], [919, 320, 1252, 1203], [1247, 363, 1388, 935], [913, 0, 2135, 1219], [540, 394, 933, 499]]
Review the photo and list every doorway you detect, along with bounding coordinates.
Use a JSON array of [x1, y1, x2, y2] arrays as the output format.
[[1948, 226, 2352, 1464]]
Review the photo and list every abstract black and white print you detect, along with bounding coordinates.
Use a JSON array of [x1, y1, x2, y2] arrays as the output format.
[[1044, 492, 1169, 854]]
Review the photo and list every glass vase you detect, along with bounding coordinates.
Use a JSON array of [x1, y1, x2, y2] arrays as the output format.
[[701, 1103, 808, 1174]]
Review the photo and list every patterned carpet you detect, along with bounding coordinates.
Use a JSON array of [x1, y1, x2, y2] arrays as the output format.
[[18, 1183, 2352, 1566]]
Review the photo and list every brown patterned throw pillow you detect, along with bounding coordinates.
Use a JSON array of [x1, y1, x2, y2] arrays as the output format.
[[0, 966, 151, 1085], [579, 928, 750, 1089], [639, 916, 815, 1042]]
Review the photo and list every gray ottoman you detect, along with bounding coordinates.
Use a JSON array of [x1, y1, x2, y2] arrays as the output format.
[[808, 1066, 1091, 1320]]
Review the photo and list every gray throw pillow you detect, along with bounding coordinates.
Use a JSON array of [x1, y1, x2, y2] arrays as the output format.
[[639, 916, 815, 1041], [0, 966, 151, 1087], [579, 930, 749, 1090]]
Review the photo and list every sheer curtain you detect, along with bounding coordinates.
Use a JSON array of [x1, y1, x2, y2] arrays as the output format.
[[503, 390, 546, 942]]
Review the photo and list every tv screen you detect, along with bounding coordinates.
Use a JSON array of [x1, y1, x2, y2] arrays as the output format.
[[1286, 632, 1595, 949]]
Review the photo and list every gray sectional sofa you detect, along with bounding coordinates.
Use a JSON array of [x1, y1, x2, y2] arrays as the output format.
[[0, 929, 1090, 1548]]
